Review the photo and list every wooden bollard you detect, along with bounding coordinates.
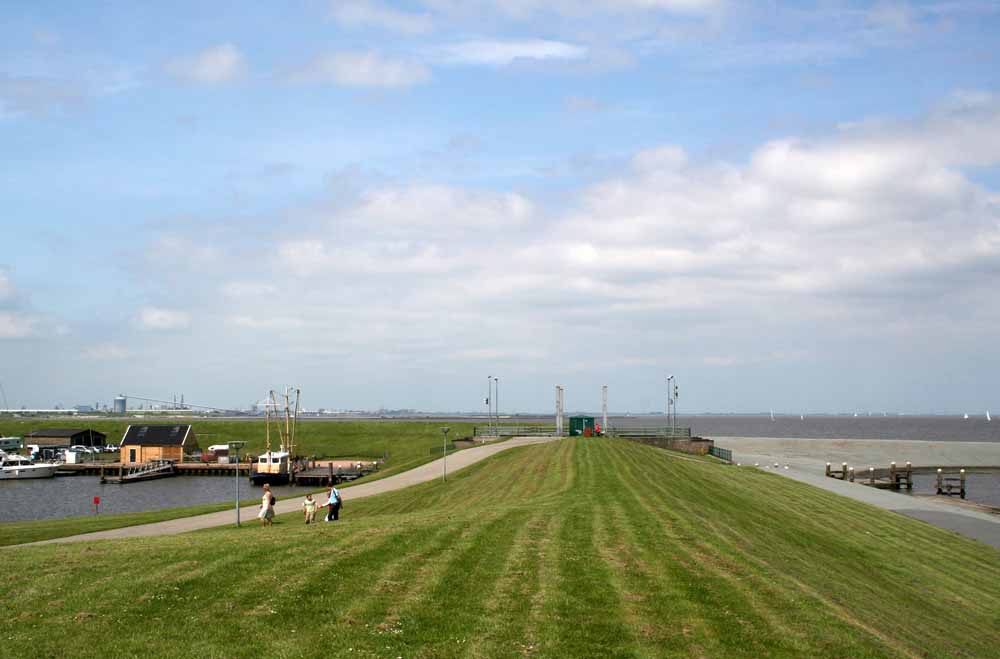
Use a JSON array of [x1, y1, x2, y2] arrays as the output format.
[[889, 462, 896, 489], [849, 467, 855, 482], [960, 469, 966, 499], [905, 462, 913, 490], [869, 467, 875, 486], [936, 468, 943, 494], [826, 462, 831, 477]]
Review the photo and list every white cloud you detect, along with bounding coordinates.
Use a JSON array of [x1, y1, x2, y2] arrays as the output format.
[[165, 44, 245, 84], [436, 39, 587, 66], [422, 0, 722, 18], [0, 312, 35, 338], [332, 0, 433, 33], [137, 307, 191, 331], [287, 51, 430, 88], [0, 73, 84, 117], [107, 92, 1000, 410], [82, 344, 131, 360]]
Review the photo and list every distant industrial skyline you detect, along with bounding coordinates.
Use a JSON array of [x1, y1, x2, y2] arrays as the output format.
[[2, 1, 999, 414]]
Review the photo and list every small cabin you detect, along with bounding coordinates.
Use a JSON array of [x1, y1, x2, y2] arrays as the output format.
[[119, 425, 199, 465], [568, 415, 596, 436]]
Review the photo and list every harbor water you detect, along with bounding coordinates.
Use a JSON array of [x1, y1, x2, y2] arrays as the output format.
[[0, 475, 310, 523]]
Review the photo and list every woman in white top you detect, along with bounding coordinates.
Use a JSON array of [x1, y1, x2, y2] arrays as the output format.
[[258, 483, 275, 526]]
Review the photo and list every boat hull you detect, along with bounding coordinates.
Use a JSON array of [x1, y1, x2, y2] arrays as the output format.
[[250, 472, 290, 486], [0, 464, 58, 479]]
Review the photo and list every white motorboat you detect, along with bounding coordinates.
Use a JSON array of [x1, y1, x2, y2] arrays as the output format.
[[0, 451, 58, 479]]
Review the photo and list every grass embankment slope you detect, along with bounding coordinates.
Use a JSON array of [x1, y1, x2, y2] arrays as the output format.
[[5, 438, 999, 658], [0, 420, 475, 546]]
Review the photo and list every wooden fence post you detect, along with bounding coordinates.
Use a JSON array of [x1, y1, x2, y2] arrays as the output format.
[[869, 467, 875, 486]]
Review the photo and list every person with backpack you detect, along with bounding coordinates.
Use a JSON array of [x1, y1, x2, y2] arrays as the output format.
[[325, 485, 342, 522], [258, 483, 275, 526]]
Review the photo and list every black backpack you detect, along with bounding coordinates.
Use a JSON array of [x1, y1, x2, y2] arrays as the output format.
[[270, 495, 276, 506]]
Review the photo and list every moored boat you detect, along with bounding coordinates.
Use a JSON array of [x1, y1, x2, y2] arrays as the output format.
[[251, 450, 291, 485], [0, 450, 58, 479]]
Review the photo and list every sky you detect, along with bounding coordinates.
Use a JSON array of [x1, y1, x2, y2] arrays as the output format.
[[1, 0, 999, 415]]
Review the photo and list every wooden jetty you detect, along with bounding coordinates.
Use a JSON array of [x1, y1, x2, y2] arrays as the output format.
[[294, 460, 376, 486], [101, 460, 175, 484], [936, 468, 966, 499], [827, 462, 996, 499], [59, 462, 253, 477]]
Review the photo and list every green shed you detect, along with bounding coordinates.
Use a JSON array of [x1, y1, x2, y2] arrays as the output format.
[[568, 415, 595, 436]]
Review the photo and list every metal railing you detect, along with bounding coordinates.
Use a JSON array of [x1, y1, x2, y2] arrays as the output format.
[[709, 446, 733, 463], [474, 425, 558, 437], [607, 426, 692, 439]]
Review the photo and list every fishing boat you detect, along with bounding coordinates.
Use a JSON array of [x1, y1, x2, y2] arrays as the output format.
[[251, 450, 291, 485], [0, 450, 58, 480]]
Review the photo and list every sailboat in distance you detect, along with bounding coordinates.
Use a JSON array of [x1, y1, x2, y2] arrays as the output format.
[[988, 410, 992, 422], [963, 413, 969, 420], [770, 409, 775, 421]]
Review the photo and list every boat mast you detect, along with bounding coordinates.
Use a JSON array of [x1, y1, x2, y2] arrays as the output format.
[[264, 391, 271, 454], [291, 388, 300, 458]]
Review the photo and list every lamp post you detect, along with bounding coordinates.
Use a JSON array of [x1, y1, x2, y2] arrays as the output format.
[[441, 427, 450, 481], [495, 377, 500, 436], [486, 375, 493, 437], [229, 441, 246, 526], [672, 380, 679, 438], [666, 375, 674, 435]]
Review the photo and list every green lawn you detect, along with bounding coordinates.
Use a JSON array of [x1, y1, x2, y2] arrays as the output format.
[[5, 438, 999, 658]]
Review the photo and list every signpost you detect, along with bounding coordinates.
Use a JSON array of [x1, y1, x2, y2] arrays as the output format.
[[441, 427, 450, 482], [229, 441, 246, 526], [93, 495, 100, 515]]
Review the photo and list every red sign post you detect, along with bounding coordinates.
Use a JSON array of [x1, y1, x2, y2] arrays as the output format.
[[93, 495, 100, 515]]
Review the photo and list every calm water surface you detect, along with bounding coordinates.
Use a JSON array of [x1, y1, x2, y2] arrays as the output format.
[[0, 476, 312, 522]]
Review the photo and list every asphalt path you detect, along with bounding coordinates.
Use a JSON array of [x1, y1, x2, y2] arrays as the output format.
[[16, 436, 556, 547]]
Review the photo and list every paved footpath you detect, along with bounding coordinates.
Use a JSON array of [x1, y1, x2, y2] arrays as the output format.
[[713, 436, 1000, 550], [17, 436, 556, 548]]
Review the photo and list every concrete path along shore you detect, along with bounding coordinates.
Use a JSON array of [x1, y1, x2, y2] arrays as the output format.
[[713, 436, 1000, 549], [17, 436, 556, 547]]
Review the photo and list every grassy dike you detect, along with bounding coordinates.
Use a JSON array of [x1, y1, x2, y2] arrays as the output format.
[[5, 438, 1000, 658]]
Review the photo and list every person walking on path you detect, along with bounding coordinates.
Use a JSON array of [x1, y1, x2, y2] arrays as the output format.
[[258, 484, 275, 526], [302, 493, 318, 524], [325, 485, 342, 522]]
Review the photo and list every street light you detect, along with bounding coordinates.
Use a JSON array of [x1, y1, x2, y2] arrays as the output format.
[[441, 427, 450, 482], [486, 376, 493, 437], [666, 375, 674, 434], [495, 377, 500, 436], [228, 441, 246, 527]]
